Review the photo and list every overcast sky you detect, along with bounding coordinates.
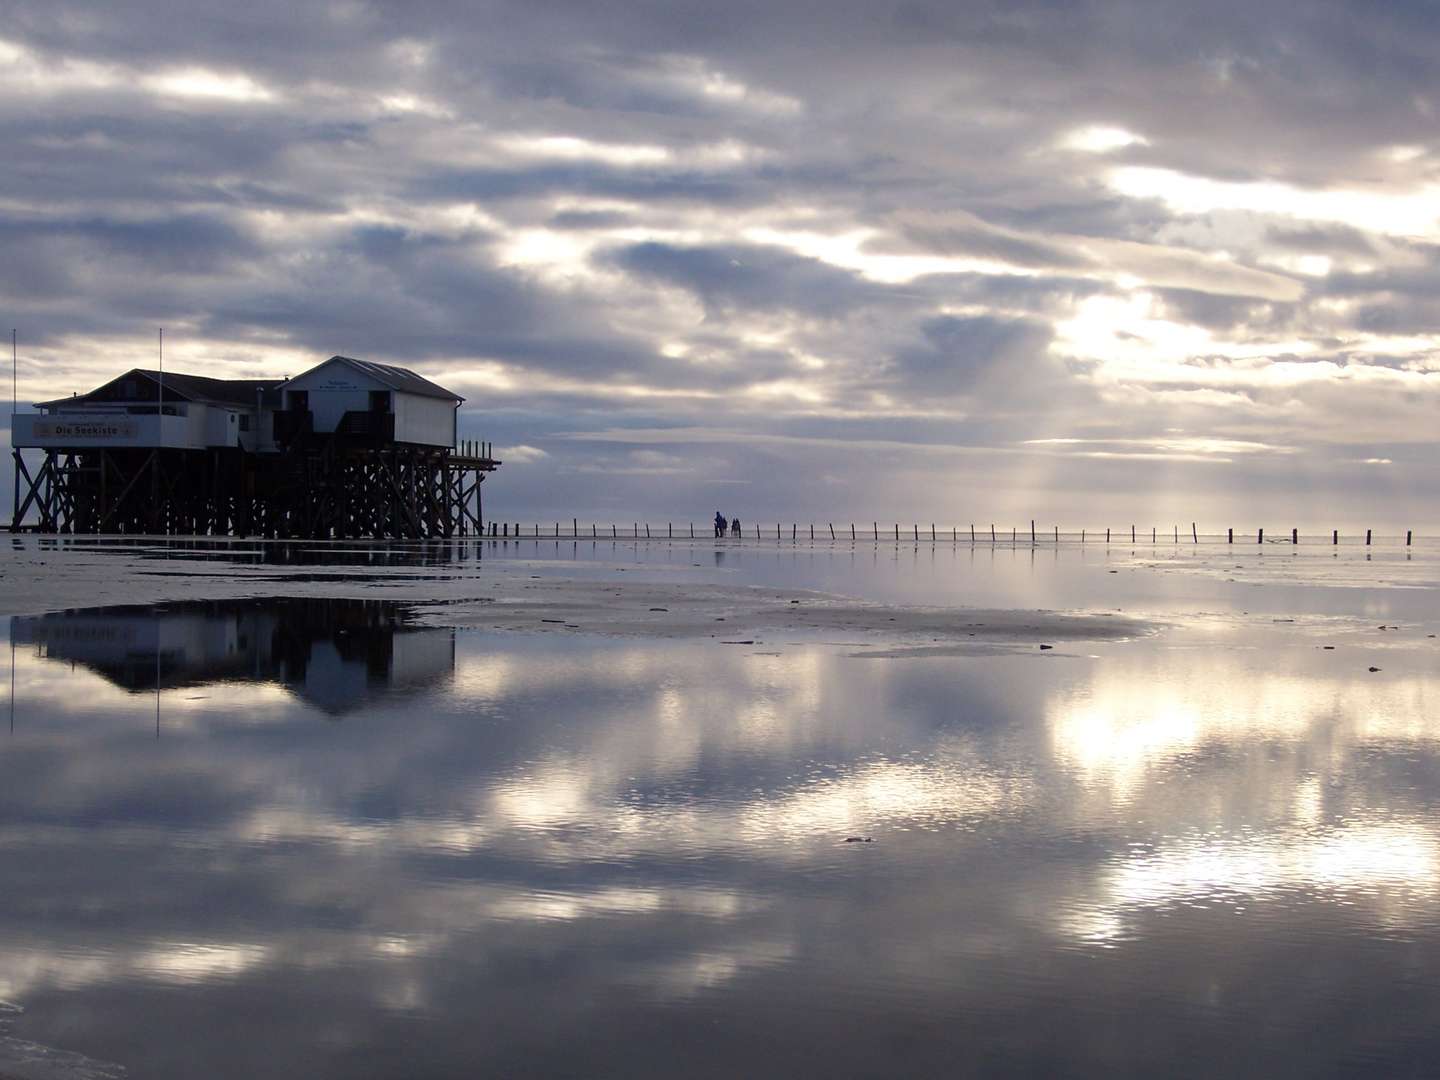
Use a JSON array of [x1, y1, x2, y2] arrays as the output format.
[[4, 0, 1439, 528]]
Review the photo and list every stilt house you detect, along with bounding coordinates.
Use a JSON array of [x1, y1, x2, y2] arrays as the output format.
[[10, 355, 499, 537]]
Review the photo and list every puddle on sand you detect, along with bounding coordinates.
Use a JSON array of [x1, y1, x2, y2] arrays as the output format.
[[2, 585, 1440, 1077]]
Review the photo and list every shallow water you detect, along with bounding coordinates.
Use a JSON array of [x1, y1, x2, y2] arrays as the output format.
[[2, 542, 1440, 1077]]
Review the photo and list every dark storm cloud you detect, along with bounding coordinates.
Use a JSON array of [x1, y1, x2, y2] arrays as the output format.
[[890, 314, 1056, 397], [1151, 289, 1297, 334], [607, 241, 891, 319], [1265, 224, 1377, 256]]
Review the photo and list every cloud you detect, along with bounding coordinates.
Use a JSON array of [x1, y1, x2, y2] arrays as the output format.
[[495, 444, 548, 464], [6, 0, 1440, 521]]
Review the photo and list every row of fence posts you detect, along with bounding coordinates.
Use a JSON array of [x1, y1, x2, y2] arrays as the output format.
[[456, 440, 492, 459], [478, 521, 1417, 546]]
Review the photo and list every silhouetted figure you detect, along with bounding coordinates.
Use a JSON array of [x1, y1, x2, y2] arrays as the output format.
[[731, 516, 742, 537], [714, 511, 726, 538]]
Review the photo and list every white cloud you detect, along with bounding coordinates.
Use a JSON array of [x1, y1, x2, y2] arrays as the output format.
[[1060, 125, 1150, 153], [495, 444, 548, 464]]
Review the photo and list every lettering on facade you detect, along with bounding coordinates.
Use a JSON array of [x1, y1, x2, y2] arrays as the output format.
[[34, 420, 140, 440]]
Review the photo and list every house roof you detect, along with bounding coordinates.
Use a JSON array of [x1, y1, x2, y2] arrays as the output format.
[[36, 355, 462, 409], [37, 368, 285, 409], [298, 356, 463, 402]]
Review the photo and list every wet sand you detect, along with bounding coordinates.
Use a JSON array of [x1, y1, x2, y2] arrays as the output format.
[[0, 544, 1154, 649], [413, 577, 1151, 648]]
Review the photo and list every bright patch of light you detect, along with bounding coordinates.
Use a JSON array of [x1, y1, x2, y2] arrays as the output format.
[[1026, 436, 1288, 456], [1291, 254, 1332, 277], [143, 67, 276, 103], [744, 379, 827, 405], [1068, 823, 1440, 944], [378, 93, 452, 119], [743, 226, 1033, 284], [497, 228, 595, 276], [1054, 292, 1319, 374], [1062, 125, 1150, 153], [1109, 165, 1440, 238], [495, 444, 548, 464], [495, 134, 670, 167], [0, 39, 119, 94]]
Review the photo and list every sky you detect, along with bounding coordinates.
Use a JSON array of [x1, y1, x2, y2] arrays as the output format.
[[3, 0, 1440, 529]]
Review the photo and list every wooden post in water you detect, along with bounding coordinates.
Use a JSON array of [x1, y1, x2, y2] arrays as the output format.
[[1333, 529, 1337, 545], [1131, 525, 1136, 543], [1228, 527, 1233, 544], [931, 524, 936, 541], [1192, 523, 1198, 544], [1054, 525, 1059, 543], [1292, 527, 1298, 545], [1030, 520, 1036, 544], [612, 524, 617, 537], [1106, 528, 1111, 542], [913, 524, 918, 541], [829, 523, 835, 539], [1366, 529, 1372, 545], [991, 524, 996, 542], [894, 523, 899, 540], [873, 522, 878, 540], [971, 524, 976, 542], [1258, 528, 1263, 544], [1407, 530, 1413, 546], [1174, 525, 1178, 543], [1082, 529, 1086, 542], [1011, 527, 1016, 543], [851, 523, 855, 540], [1151, 527, 1156, 543]]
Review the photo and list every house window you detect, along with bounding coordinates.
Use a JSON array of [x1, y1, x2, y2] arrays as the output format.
[[369, 390, 390, 413], [290, 390, 308, 411]]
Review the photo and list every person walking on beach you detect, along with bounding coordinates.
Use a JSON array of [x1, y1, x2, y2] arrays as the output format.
[[730, 515, 742, 537], [714, 511, 726, 538]]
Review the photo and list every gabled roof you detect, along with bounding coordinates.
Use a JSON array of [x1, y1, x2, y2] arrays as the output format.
[[36, 368, 285, 409], [293, 356, 462, 402]]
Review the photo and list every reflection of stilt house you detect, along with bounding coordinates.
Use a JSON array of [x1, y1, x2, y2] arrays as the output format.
[[10, 355, 500, 538], [12, 597, 456, 716]]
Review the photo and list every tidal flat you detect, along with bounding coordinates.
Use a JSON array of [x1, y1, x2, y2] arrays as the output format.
[[1, 536, 1439, 1078]]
